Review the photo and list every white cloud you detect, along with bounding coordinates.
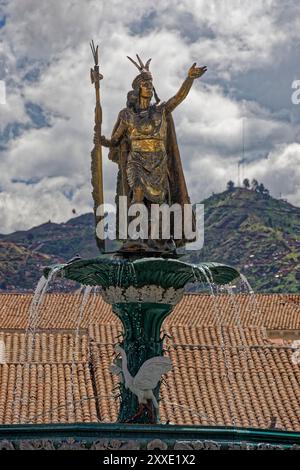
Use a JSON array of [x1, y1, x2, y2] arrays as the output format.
[[185, 142, 300, 207], [247, 143, 300, 204], [0, 0, 299, 232], [0, 176, 91, 233]]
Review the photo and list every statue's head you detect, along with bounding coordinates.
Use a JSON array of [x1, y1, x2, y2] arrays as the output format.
[[139, 77, 153, 100], [127, 54, 160, 106]]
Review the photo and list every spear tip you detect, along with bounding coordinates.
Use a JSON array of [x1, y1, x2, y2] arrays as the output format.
[[90, 39, 99, 65]]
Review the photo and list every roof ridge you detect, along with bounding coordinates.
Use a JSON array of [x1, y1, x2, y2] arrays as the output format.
[[0, 361, 89, 365], [171, 343, 298, 351]]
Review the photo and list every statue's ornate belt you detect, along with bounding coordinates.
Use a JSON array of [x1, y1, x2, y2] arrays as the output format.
[[131, 139, 165, 152]]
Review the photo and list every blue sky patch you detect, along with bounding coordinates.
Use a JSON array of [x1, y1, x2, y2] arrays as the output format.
[[0, 103, 50, 150], [25, 101, 50, 128], [129, 10, 157, 36], [11, 177, 43, 185], [0, 122, 29, 150], [0, 16, 6, 28]]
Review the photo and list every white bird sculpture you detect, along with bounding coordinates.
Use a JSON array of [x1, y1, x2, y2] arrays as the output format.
[[111, 344, 172, 422]]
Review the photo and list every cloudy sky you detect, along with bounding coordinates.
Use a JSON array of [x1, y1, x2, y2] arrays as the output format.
[[0, 0, 300, 233]]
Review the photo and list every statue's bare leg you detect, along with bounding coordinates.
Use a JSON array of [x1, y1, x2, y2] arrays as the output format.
[[132, 186, 144, 204]]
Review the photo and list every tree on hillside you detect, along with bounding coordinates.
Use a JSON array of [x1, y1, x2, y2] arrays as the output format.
[[227, 180, 235, 191], [258, 183, 270, 197], [26, 232, 34, 242], [251, 179, 259, 191], [243, 178, 250, 189]]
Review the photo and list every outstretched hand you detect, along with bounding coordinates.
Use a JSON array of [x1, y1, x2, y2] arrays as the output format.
[[188, 63, 207, 79]]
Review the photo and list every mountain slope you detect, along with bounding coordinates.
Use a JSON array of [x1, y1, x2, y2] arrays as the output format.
[[0, 188, 299, 292], [0, 240, 56, 290], [187, 188, 300, 292], [0, 215, 100, 291], [0, 214, 99, 260]]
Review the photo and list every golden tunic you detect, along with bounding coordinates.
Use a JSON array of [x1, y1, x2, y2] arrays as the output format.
[[109, 76, 194, 204], [124, 104, 169, 202]]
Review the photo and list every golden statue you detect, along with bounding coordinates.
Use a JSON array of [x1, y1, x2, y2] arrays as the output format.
[[95, 51, 207, 254]]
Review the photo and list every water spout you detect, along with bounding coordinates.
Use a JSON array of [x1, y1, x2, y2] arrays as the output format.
[[25, 265, 62, 362]]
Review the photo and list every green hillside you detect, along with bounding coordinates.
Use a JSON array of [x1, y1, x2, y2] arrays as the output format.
[[0, 188, 299, 292], [187, 188, 300, 293], [0, 215, 99, 290]]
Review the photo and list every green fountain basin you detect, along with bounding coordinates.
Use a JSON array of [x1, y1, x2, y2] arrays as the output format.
[[43, 257, 239, 289]]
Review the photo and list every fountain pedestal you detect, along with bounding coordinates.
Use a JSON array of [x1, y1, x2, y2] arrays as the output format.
[[112, 302, 173, 423], [45, 256, 239, 424]]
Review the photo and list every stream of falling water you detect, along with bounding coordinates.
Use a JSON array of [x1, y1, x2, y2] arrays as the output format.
[[192, 264, 240, 427], [225, 283, 252, 356], [19, 265, 64, 423], [224, 276, 260, 429], [67, 285, 93, 422], [239, 273, 262, 320], [128, 261, 138, 288], [25, 266, 63, 362], [74, 284, 93, 361], [197, 266, 260, 429], [25, 264, 96, 423], [114, 259, 138, 289]]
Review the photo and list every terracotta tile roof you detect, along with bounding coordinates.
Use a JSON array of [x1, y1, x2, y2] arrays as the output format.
[[168, 293, 300, 329], [160, 345, 300, 430], [90, 343, 119, 423], [0, 330, 89, 363], [0, 293, 114, 329], [88, 323, 121, 345], [89, 331, 300, 431], [0, 293, 300, 429], [0, 330, 98, 425], [285, 294, 300, 305], [0, 363, 98, 424], [88, 323, 270, 347], [164, 325, 269, 347], [88, 323, 300, 430], [1, 292, 300, 330]]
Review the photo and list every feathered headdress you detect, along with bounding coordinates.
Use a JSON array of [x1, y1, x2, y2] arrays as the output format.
[[127, 54, 160, 103]]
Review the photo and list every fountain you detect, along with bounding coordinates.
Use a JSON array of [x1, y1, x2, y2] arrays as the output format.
[[40, 44, 241, 424], [43, 258, 239, 423]]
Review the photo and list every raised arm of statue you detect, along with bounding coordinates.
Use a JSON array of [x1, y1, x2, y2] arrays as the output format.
[[165, 63, 207, 114]]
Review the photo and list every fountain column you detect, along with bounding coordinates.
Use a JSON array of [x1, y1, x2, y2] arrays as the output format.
[[112, 302, 174, 423]]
